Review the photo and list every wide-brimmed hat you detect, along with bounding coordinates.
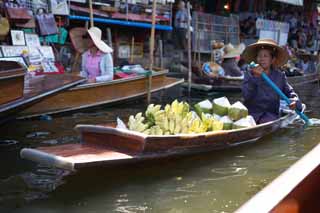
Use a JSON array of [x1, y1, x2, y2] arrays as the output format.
[[241, 39, 289, 67], [223, 43, 245, 58], [0, 17, 10, 39], [88, 27, 113, 53]]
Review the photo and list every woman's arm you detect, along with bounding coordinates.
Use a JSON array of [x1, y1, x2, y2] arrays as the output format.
[[96, 53, 114, 82], [282, 73, 302, 111]]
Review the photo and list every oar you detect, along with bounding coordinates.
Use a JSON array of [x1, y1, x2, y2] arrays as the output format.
[[249, 62, 311, 125]]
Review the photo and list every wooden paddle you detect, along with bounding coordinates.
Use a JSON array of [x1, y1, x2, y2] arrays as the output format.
[[249, 62, 311, 125]]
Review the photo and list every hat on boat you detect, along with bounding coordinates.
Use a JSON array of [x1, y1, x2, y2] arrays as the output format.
[[88, 27, 113, 54], [0, 16, 10, 40], [223, 43, 245, 59], [241, 39, 289, 67]]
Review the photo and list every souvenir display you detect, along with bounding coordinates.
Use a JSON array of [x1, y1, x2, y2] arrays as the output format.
[[10, 30, 26, 45], [0, 56, 27, 67], [25, 33, 40, 47]]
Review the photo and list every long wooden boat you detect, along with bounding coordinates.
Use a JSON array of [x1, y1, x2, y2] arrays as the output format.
[[0, 61, 25, 105], [0, 73, 85, 124], [17, 70, 184, 119], [184, 72, 320, 93], [236, 143, 320, 213], [20, 111, 298, 171]]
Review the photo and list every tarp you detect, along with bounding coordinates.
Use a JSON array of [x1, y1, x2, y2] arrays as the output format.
[[273, 0, 303, 6]]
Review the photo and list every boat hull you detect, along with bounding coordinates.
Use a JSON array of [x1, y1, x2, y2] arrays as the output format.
[[18, 72, 183, 118], [0, 74, 85, 123], [20, 112, 296, 170], [236, 143, 320, 213]]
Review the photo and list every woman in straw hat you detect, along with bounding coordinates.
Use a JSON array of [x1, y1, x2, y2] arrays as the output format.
[[221, 43, 245, 77], [81, 27, 114, 83], [241, 39, 302, 124]]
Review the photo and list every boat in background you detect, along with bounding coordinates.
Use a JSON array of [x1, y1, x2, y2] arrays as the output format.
[[236, 143, 320, 213], [20, 111, 297, 171], [0, 61, 85, 124], [17, 70, 183, 119]]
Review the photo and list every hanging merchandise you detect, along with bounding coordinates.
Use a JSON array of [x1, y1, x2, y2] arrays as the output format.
[[50, 0, 69, 16], [15, 15, 36, 28], [41, 27, 68, 45], [0, 16, 10, 40], [36, 8, 58, 36], [17, 0, 49, 14], [5, 1, 32, 23]]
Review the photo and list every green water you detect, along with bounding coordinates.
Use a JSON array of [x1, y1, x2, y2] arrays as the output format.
[[0, 84, 319, 213]]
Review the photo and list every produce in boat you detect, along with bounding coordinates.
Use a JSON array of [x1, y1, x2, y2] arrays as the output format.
[[232, 115, 257, 129], [220, 115, 233, 130], [201, 113, 223, 131], [194, 99, 212, 116], [228, 101, 248, 121], [212, 97, 231, 116]]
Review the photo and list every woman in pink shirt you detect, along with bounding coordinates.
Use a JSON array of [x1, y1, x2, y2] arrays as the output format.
[[81, 27, 114, 83]]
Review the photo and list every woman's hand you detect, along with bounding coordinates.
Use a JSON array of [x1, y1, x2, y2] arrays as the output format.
[[251, 65, 264, 77], [289, 98, 297, 110]]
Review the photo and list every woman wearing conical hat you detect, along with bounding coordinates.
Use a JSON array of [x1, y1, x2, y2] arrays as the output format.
[[241, 39, 302, 124], [80, 27, 114, 83], [221, 43, 245, 77]]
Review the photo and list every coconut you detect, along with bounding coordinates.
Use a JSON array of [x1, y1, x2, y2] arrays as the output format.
[[194, 99, 212, 116], [228, 101, 248, 121], [232, 115, 257, 129], [212, 97, 231, 116], [220, 115, 233, 130]]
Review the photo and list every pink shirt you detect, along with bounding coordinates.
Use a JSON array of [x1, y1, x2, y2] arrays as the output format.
[[85, 50, 103, 80]]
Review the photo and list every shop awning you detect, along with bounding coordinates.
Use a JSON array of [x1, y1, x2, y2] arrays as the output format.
[[69, 15, 173, 31], [273, 0, 303, 6]]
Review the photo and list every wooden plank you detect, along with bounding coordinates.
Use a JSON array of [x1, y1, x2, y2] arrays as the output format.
[[236, 143, 320, 213], [0, 74, 85, 122]]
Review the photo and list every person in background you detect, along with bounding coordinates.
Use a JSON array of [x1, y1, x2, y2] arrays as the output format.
[[174, 1, 189, 50], [81, 27, 114, 83], [241, 39, 302, 124], [221, 43, 245, 77], [296, 50, 317, 74]]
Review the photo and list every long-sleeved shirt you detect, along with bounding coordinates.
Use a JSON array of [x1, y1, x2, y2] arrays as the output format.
[[81, 50, 114, 82], [242, 68, 302, 124], [222, 58, 243, 77]]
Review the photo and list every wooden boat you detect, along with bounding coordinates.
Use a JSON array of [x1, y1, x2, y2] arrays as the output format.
[[20, 111, 298, 171], [236, 143, 320, 213], [0, 73, 85, 123], [17, 70, 183, 119], [0, 61, 25, 105], [184, 72, 320, 93]]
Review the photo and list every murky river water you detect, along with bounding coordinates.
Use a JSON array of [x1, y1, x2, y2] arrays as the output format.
[[0, 84, 319, 213]]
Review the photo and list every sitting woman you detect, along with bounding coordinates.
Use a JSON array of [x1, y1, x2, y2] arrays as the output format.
[[241, 39, 302, 124], [81, 27, 114, 83], [221, 43, 245, 77]]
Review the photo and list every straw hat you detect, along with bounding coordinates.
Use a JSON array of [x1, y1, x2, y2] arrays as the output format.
[[223, 43, 245, 59], [241, 39, 289, 67], [0, 17, 10, 39], [88, 27, 113, 53]]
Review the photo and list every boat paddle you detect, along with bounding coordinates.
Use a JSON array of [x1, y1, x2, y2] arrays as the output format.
[[249, 62, 311, 125]]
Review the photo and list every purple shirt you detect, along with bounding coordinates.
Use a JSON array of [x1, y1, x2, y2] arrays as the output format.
[[85, 50, 103, 80], [242, 69, 302, 124]]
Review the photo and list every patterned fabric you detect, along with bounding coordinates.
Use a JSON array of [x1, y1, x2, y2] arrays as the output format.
[[242, 68, 302, 124], [85, 50, 103, 80]]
